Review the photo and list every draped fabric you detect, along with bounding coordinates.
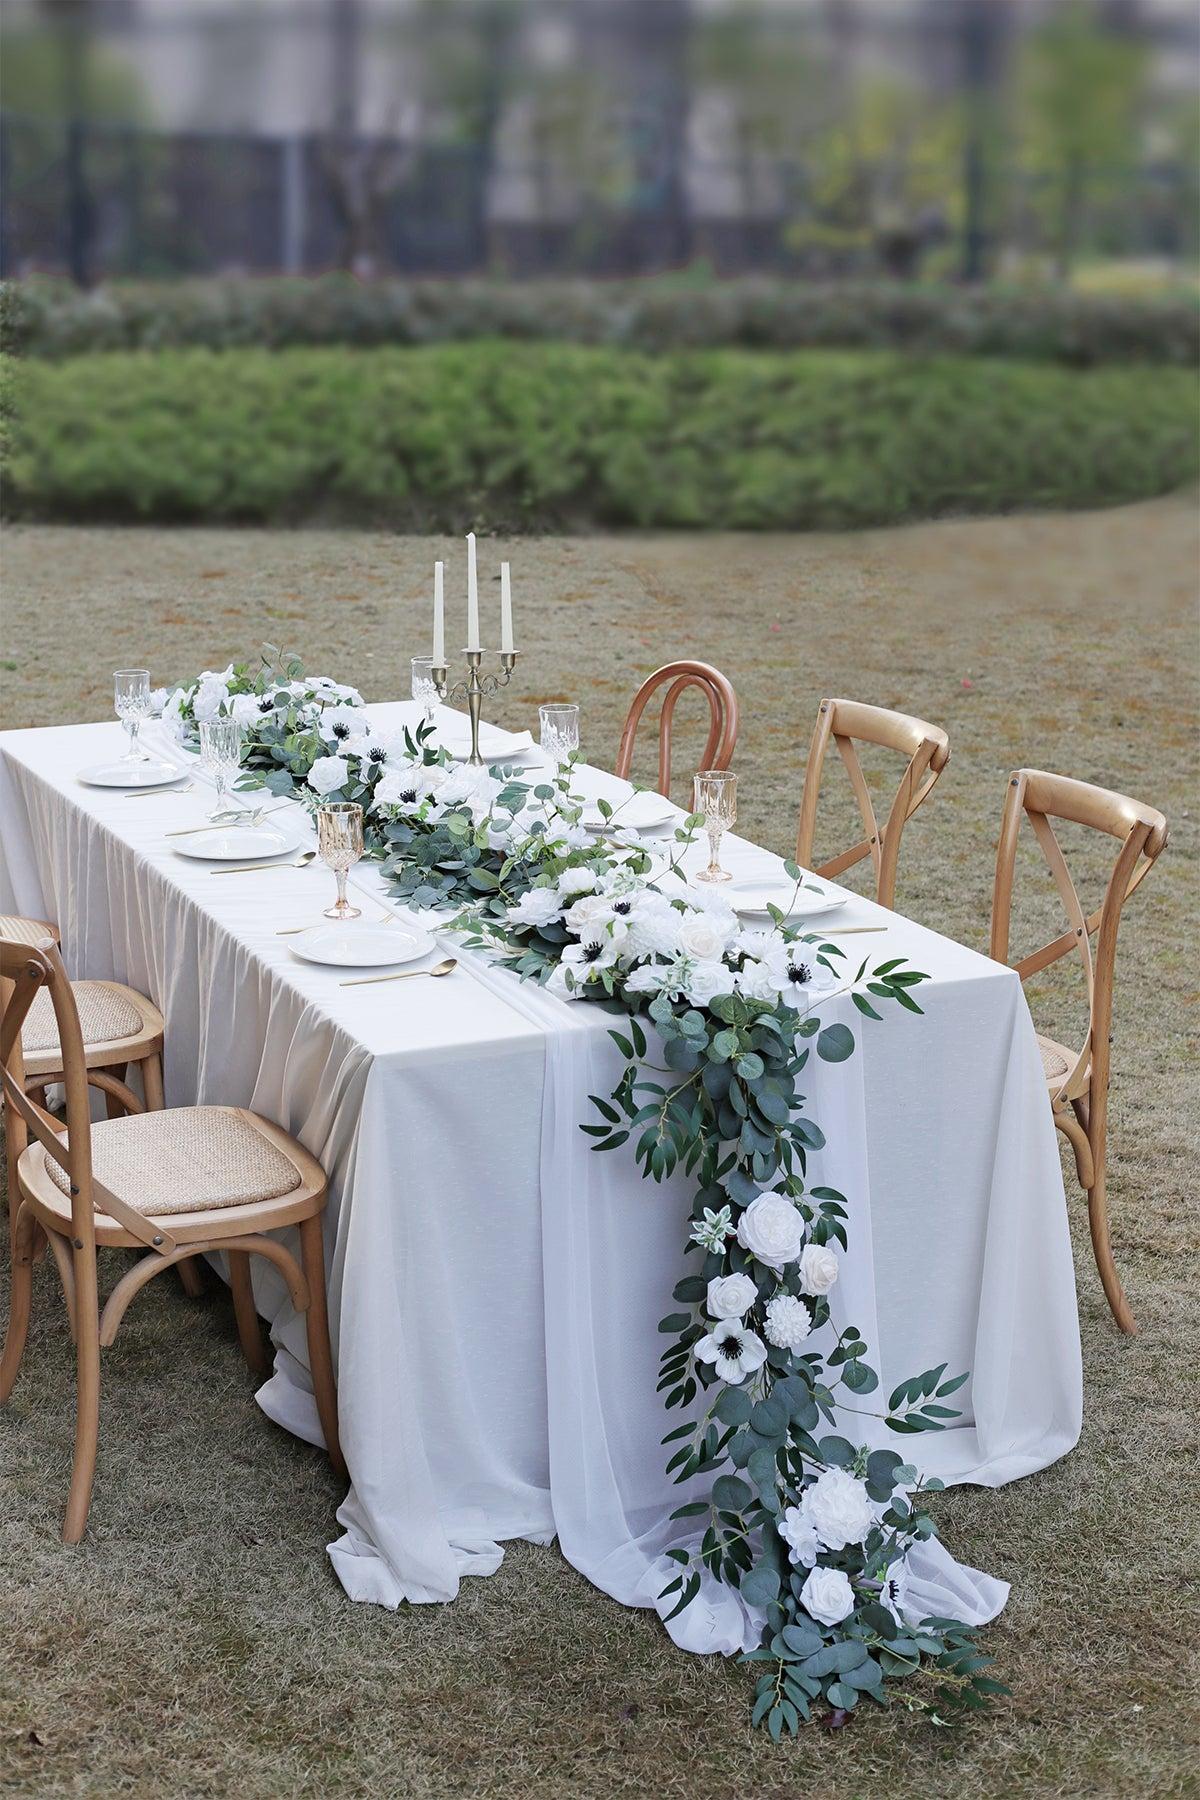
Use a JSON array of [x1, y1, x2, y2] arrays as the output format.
[[0, 707, 1081, 1644]]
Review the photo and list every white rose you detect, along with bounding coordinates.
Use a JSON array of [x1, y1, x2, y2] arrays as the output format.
[[779, 1505, 819, 1569], [764, 1292, 812, 1351], [803, 1467, 875, 1551], [798, 1243, 839, 1297], [677, 912, 731, 962], [508, 887, 561, 928], [800, 1565, 855, 1628], [682, 958, 738, 1008], [558, 866, 598, 898], [705, 1272, 758, 1320], [565, 893, 612, 932], [230, 692, 265, 727], [307, 755, 351, 797], [192, 675, 229, 723], [622, 963, 666, 997], [736, 1191, 806, 1272]]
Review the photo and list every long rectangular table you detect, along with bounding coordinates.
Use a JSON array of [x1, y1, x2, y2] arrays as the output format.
[[0, 705, 1082, 1651]]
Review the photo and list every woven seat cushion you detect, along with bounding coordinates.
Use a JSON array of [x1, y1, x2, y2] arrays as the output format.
[[23, 981, 145, 1056], [1037, 1036, 1072, 1082], [45, 1106, 303, 1216], [0, 914, 56, 950]]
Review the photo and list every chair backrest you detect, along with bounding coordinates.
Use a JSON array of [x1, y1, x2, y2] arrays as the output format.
[[0, 934, 174, 1254], [794, 697, 950, 909], [990, 769, 1167, 1105], [615, 660, 739, 801]]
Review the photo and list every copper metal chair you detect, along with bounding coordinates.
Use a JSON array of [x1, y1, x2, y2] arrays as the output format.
[[615, 660, 739, 801], [990, 769, 1168, 1334], [794, 698, 950, 910]]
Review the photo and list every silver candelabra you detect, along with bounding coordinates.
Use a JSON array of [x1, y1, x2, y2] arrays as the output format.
[[431, 649, 519, 765]]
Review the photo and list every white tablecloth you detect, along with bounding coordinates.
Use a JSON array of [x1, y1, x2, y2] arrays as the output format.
[[0, 706, 1082, 1649]]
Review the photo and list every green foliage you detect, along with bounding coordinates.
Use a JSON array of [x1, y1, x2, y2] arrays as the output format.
[[2, 343, 1195, 530], [2, 275, 1195, 365]]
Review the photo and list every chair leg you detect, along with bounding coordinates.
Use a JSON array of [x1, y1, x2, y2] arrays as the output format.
[[0, 1206, 37, 1401], [1087, 1159, 1136, 1336], [63, 1246, 102, 1544], [176, 1257, 205, 1299], [141, 1051, 165, 1112], [228, 1251, 268, 1377], [298, 1215, 345, 1478]]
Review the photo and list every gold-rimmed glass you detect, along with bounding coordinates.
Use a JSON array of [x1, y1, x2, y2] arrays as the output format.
[[317, 802, 364, 920], [693, 769, 737, 884]]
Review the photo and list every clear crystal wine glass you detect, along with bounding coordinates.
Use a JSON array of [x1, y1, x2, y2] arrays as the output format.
[[539, 703, 580, 767], [693, 769, 738, 883], [317, 802, 364, 920], [198, 715, 243, 818], [411, 657, 438, 727], [114, 669, 152, 762]]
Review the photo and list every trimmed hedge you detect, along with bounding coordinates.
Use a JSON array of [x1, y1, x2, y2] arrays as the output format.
[[2, 275, 1197, 367], [2, 344, 1196, 530]]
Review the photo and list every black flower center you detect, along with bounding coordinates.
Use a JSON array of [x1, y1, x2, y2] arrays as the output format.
[[367, 746, 386, 764], [720, 1334, 744, 1360], [786, 958, 812, 984], [399, 787, 420, 804], [582, 940, 605, 962], [611, 898, 633, 914], [332, 721, 351, 740]]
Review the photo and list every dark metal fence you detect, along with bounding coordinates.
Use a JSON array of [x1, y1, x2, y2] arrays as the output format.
[[2, 111, 1193, 283]]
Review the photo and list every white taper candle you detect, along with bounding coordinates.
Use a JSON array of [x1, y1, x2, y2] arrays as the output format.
[[500, 562, 513, 653], [466, 532, 480, 650], [433, 560, 445, 665]]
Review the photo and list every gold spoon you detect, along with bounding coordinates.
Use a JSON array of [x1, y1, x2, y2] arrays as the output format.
[[213, 850, 318, 876], [340, 957, 457, 988]]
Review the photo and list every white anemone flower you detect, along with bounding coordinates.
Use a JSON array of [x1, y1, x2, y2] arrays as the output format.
[[694, 1318, 768, 1386], [319, 703, 368, 749], [560, 920, 629, 985]]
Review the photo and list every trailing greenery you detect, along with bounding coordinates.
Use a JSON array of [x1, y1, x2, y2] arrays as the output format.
[[2, 275, 1196, 366], [174, 647, 1007, 1734], [2, 344, 1196, 530]]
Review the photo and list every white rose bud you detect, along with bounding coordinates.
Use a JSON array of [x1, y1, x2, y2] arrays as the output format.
[[705, 1272, 759, 1321], [798, 1242, 839, 1297], [677, 912, 729, 962], [800, 1565, 855, 1628]]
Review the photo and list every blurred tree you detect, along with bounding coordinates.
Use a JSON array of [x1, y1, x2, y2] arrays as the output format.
[[1018, 0, 1148, 277]]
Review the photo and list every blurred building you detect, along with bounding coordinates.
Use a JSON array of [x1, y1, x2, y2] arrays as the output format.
[[1, 0, 1197, 280]]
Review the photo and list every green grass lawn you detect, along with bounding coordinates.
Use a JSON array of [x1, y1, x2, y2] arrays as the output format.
[[0, 496, 1197, 1798]]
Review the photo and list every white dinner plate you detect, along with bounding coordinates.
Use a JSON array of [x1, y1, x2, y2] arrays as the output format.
[[726, 877, 846, 922], [172, 821, 305, 862], [583, 793, 675, 834], [288, 922, 436, 969], [78, 760, 185, 790]]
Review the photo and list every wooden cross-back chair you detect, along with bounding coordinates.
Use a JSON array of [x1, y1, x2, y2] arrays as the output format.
[[0, 932, 345, 1543], [615, 661, 739, 801], [991, 769, 1168, 1335], [0, 911, 205, 1297], [795, 698, 951, 910]]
